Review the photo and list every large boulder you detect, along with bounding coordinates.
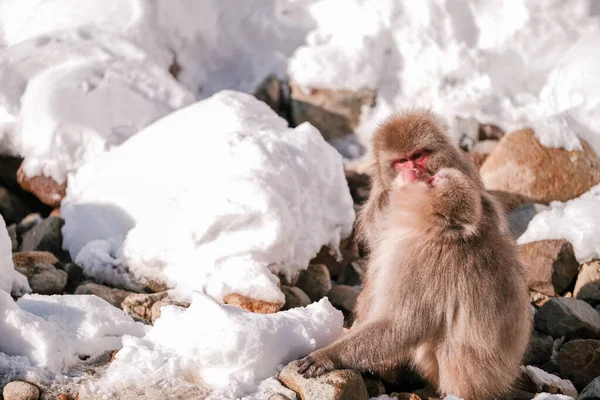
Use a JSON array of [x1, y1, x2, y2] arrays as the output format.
[[556, 339, 600, 391], [574, 260, 600, 306], [480, 129, 600, 205], [534, 297, 600, 339]]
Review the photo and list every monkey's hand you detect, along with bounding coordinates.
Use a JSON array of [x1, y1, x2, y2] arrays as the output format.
[[297, 349, 337, 378]]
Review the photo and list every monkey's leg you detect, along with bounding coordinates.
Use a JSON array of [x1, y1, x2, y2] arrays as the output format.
[[297, 319, 404, 378]]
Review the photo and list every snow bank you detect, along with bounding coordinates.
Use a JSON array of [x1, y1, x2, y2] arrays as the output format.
[[0, 215, 31, 296], [81, 293, 344, 399], [62, 90, 355, 302], [0, 28, 194, 183], [518, 184, 600, 262], [0, 291, 146, 372]]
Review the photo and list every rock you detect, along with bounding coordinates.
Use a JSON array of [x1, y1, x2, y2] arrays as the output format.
[[363, 378, 385, 397], [281, 286, 311, 311], [534, 297, 600, 339], [557, 339, 600, 391], [289, 81, 376, 141], [223, 293, 283, 314], [480, 128, 600, 205], [14, 258, 67, 295], [17, 164, 66, 208], [327, 285, 359, 327], [579, 376, 600, 400], [57, 394, 69, 400], [508, 203, 551, 239], [75, 282, 135, 309], [389, 394, 421, 400], [345, 170, 371, 205], [7, 223, 18, 251], [530, 290, 551, 308], [12, 251, 59, 268], [311, 240, 360, 280], [478, 123, 505, 141], [296, 264, 332, 302], [150, 299, 190, 324], [523, 330, 554, 366], [20, 216, 69, 261], [62, 263, 84, 293], [574, 260, 600, 306], [452, 116, 479, 151], [17, 213, 43, 235], [0, 186, 32, 225], [521, 366, 578, 398], [2, 381, 40, 400], [279, 360, 368, 400], [122, 292, 169, 322], [519, 240, 579, 296], [337, 261, 364, 287], [254, 75, 288, 118]]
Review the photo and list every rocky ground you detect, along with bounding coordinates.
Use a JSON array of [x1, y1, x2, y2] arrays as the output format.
[[2, 77, 600, 400]]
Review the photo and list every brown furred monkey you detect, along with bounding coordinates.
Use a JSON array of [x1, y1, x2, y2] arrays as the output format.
[[297, 111, 531, 400]]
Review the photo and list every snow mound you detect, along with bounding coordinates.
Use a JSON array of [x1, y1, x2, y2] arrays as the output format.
[[0, 291, 146, 372], [62, 90, 355, 302], [81, 293, 343, 399], [0, 28, 194, 183], [0, 215, 31, 296], [518, 184, 600, 262]]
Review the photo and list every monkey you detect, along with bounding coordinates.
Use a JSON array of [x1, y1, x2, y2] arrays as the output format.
[[297, 110, 531, 400]]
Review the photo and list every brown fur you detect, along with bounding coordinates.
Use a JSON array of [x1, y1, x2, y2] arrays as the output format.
[[298, 110, 531, 400]]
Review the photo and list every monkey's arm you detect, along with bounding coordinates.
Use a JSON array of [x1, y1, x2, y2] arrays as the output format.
[[297, 319, 404, 378]]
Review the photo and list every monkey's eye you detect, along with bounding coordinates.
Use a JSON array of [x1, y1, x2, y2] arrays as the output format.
[[411, 152, 422, 160], [397, 158, 408, 164]]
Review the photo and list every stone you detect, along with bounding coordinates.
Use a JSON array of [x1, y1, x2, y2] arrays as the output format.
[[363, 378, 385, 397], [12, 251, 59, 268], [296, 264, 332, 302], [75, 282, 135, 309], [62, 263, 84, 293], [20, 216, 69, 261], [122, 292, 169, 323], [14, 261, 67, 295], [223, 293, 283, 314], [534, 297, 600, 339], [579, 376, 600, 400], [519, 240, 579, 296], [16, 213, 43, 235], [478, 123, 505, 141], [0, 186, 32, 225], [574, 260, 600, 306], [530, 290, 551, 308], [520, 366, 578, 398], [557, 339, 600, 391], [254, 75, 287, 118], [17, 164, 66, 208], [2, 381, 40, 400], [337, 261, 364, 287], [508, 203, 551, 239], [281, 286, 311, 311], [327, 285, 359, 327], [311, 239, 360, 280], [279, 360, 368, 400], [57, 395, 69, 400], [150, 299, 190, 324], [389, 394, 421, 400], [345, 170, 371, 205], [523, 330, 554, 366], [7, 223, 18, 251], [480, 128, 600, 205], [289, 80, 376, 141]]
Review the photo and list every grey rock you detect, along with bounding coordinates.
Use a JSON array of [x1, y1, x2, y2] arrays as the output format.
[[14, 260, 67, 295], [21, 216, 69, 261], [337, 261, 363, 287], [281, 286, 311, 311], [574, 260, 600, 306], [579, 376, 600, 400], [0, 186, 32, 225], [520, 365, 577, 398], [16, 213, 43, 235], [296, 264, 332, 302], [534, 297, 600, 339], [7, 223, 18, 251], [122, 292, 169, 323], [327, 285, 359, 327], [62, 263, 84, 293], [363, 378, 385, 397], [508, 204, 550, 239], [519, 240, 579, 296], [557, 339, 600, 391], [2, 381, 40, 400], [279, 360, 368, 400], [289, 81, 376, 141], [523, 330, 554, 366], [253, 75, 288, 118], [75, 282, 135, 309]]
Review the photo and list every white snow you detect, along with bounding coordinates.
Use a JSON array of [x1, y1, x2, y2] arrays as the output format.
[[533, 395, 574, 400], [518, 184, 600, 263], [0, 28, 194, 183], [80, 293, 344, 399], [0, 291, 146, 372], [0, 215, 31, 296], [62, 90, 355, 302]]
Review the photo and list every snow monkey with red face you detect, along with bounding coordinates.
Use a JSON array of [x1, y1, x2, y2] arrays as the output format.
[[298, 111, 531, 400]]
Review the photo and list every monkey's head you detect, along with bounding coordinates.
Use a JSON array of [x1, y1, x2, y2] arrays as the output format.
[[372, 110, 473, 189]]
